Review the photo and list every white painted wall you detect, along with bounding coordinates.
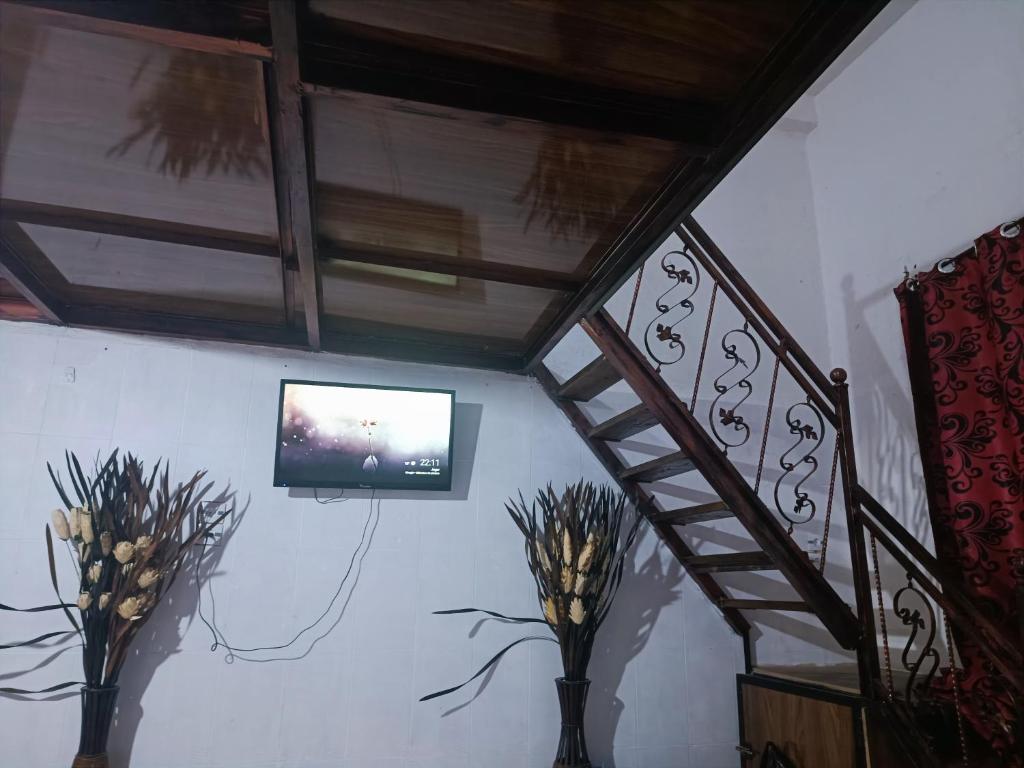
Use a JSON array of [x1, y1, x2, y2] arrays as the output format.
[[0, 319, 742, 768], [807, 0, 1024, 536]]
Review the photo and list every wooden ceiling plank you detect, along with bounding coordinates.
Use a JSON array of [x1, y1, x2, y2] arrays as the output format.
[[4, 0, 272, 59], [268, 1, 322, 350], [522, 0, 889, 371], [299, 25, 721, 151], [0, 199, 278, 258], [0, 223, 65, 324]]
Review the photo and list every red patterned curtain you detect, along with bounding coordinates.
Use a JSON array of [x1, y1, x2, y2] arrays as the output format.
[[896, 218, 1023, 758]]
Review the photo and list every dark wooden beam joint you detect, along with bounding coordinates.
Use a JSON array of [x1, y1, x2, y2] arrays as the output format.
[[62, 302, 308, 348], [0, 199, 278, 258], [0, 224, 66, 324], [268, 2, 322, 350]]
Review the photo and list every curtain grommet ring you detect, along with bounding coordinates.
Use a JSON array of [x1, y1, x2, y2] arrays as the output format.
[[937, 258, 957, 274], [999, 222, 1021, 238]]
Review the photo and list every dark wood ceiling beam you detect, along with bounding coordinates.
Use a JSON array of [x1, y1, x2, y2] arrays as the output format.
[[299, 25, 721, 150], [5, 0, 272, 59], [319, 240, 581, 293], [0, 223, 65, 324], [522, 0, 889, 371], [0, 199, 279, 258], [62, 303, 307, 348], [268, 1, 322, 350], [0, 199, 577, 293], [321, 330, 521, 373]]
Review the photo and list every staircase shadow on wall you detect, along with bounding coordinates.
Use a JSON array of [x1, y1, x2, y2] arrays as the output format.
[[840, 274, 937, 636], [612, 434, 860, 661], [587, 525, 685, 766]]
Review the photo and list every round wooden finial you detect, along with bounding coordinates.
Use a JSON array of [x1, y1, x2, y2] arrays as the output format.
[[830, 368, 848, 384]]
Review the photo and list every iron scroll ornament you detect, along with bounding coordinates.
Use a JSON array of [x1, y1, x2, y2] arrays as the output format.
[[708, 323, 760, 452], [773, 399, 825, 530], [644, 248, 701, 371], [892, 576, 940, 704]]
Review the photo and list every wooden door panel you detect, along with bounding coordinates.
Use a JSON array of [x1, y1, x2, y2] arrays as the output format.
[[740, 679, 858, 768]]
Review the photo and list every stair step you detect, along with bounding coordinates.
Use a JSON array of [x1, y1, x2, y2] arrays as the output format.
[[684, 552, 776, 573], [619, 451, 695, 482], [588, 404, 659, 441], [648, 501, 732, 525], [557, 357, 622, 401], [719, 599, 812, 612]]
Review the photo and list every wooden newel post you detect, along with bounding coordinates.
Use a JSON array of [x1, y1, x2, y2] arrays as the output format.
[[830, 367, 882, 698]]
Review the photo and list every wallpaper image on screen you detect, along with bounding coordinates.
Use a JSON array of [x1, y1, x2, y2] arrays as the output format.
[[274, 382, 454, 490]]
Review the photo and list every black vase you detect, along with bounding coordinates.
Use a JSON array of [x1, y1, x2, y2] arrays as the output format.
[[553, 677, 591, 768], [72, 685, 119, 768]]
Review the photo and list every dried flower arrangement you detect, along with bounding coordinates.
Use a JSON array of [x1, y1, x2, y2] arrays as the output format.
[[423, 482, 639, 768], [3, 450, 233, 768]]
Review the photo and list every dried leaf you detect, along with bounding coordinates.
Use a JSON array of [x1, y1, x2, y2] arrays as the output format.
[[569, 597, 585, 625], [573, 573, 587, 596], [543, 597, 557, 625], [561, 566, 573, 594], [578, 534, 596, 572], [50, 509, 71, 541]]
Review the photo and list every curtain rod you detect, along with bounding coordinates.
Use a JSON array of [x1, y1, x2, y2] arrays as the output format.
[[903, 215, 1022, 291]]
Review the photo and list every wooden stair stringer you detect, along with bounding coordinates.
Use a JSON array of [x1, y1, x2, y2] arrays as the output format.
[[581, 309, 862, 651], [534, 363, 751, 638]]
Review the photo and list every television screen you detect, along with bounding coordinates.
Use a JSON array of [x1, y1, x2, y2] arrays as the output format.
[[274, 380, 455, 490]]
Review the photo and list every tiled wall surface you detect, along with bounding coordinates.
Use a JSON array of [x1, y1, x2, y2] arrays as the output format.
[[0, 320, 742, 768]]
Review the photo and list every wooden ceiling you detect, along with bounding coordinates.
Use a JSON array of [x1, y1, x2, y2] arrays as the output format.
[[0, 0, 886, 371]]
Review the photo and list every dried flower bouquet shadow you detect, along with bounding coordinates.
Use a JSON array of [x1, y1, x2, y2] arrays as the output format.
[[107, 51, 269, 181], [108, 499, 246, 767]]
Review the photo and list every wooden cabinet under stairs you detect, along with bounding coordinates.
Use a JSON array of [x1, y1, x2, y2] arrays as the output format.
[[738, 671, 867, 768], [740, 666, 944, 768]]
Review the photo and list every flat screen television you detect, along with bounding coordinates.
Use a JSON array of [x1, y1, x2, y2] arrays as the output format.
[[274, 380, 455, 490]]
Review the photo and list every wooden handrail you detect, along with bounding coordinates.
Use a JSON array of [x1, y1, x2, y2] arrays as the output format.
[[854, 486, 959, 584], [675, 224, 839, 428], [860, 489, 1019, 684], [861, 513, 1023, 692], [682, 216, 836, 401]]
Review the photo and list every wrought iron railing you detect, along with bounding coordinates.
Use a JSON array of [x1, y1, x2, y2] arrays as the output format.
[[624, 215, 1023, 765], [638, 219, 843, 554]]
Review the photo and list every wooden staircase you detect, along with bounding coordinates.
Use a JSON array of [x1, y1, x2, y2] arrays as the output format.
[[537, 309, 861, 651], [534, 218, 1024, 767]]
